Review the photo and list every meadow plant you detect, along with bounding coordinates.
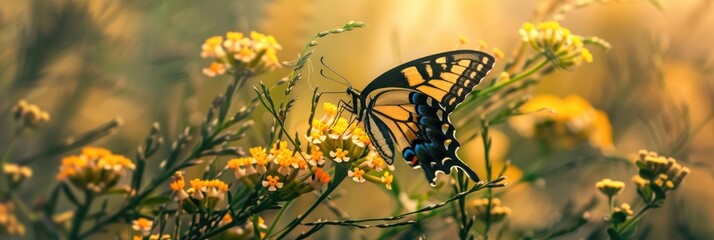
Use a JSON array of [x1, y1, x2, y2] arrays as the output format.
[[0, 1, 701, 239]]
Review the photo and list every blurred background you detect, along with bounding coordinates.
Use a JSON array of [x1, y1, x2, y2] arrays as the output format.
[[1, 0, 713, 239]]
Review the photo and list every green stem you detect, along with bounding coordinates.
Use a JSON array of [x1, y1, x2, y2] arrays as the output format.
[[617, 205, 651, 234], [0, 129, 21, 194], [69, 192, 94, 239], [265, 199, 294, 237], [476, 57, 548, 99], [274, 165, 348, 239]]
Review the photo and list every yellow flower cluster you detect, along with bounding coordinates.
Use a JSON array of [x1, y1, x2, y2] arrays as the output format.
[[307, 103, 394, 189], [471, 198, 512, 223], [509, 95, 613, 152], [201, 31, 282, 77], [519, 21, 593, 68], [12, 100, 50, 128], [131, 218, 153, 237], [633, 150, 690, 192], [169, 172, 229, 211], [57, 147, 135, 193], [596, 178, 625, 197], [0, 202, 25, 236], [2, 163, 32, 189]]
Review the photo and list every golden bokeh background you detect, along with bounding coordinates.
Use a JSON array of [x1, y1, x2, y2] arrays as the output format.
[[1, 0, 713, 239]]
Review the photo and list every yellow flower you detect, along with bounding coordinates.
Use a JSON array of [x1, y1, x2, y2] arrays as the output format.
[[330, 148, 350, 163], [509, 94, 614, 152], [200, 31, 282, 76], [250, 147, 269, 174], [471, 198, 512, 223], [169, 172, 189, 201], [381, 172, 394, 190], [596, 178, 625, 197], [202, 62, 226, 77], [492, 47, 505, 59], [635, 150, 690, 190], [227, 157, 257, 179], [200, 36, 226, 58], [132, 218, 153, 237], [0, 202, 25, 236], [57, 147, 135, 193], [614, 203, 634, 216], [12, 100, 50, 128], [262, 175, 283, 191], [361, 151, 388, 171], [348, 167, 366, 183], [519, 21, 600, 68], [2, 163, 32, 188], [306, 145, 326, 166], [311, 167, 331, 189]]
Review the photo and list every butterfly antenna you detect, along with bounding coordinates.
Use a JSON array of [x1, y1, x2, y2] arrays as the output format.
[[320, 57, 352, 87], [320, 69, 348, 86]]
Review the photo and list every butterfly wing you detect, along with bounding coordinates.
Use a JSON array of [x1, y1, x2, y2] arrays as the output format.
[[365, 91, 480, 185], [361, 50, 495, 112], [359, 50, 494, 184]]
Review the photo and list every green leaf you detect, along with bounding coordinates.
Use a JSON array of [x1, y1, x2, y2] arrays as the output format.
[[607, 227, 622, 240], [104, 187, 131, 195], [651, 184, 666, 202], [611, 212, 627, 224], [638, 169, 654, 179]]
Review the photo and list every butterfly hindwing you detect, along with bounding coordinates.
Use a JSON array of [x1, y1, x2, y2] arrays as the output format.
[[400, 92, 480, 184]]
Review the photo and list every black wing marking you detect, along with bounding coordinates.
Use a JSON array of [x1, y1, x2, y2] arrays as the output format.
[[361, 50, 494, 112], [366, 90, 480, 184]]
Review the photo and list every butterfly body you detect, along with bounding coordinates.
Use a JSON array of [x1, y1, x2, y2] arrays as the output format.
[[344, 50, 495, 185]]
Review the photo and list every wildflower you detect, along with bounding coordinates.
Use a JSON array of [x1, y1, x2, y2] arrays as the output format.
[[189, 179, 205, 200], [262, 175, 283, 191], [2, 163, 32, 189], [381, 172, 394, 190], [250, 147, 269, 174], [306, 145, 326, 166], [132, 218, 153, 237], [170, 172, 189, 201], [519, 21, 600, 68], [458, 36, 469, 45], [226, 157, 257, 179], [471, 198, 512, 223], [492, 47, 505, 59], [200, 36, 226, 58], [311, 167, 331, 189], [330, 148, 350, 163], [348, 167, 366, 183], [509, 94, 613, 152], [0, 202, 25, 236], [57, 147, 135, 193], [635, 150, 690, 191], [352, 128, 371, 147], [596, 178, 625, 197], [12, 100, 50, 128], [478, 40, 488, 50], [613, 203, 634, 216], [202, 62, 227, 77], [362, 151, 387, 171], [200, 31, 282, 76]]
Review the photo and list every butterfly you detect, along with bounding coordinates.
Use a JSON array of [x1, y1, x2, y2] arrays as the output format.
[[342, 50, 495, 185]]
